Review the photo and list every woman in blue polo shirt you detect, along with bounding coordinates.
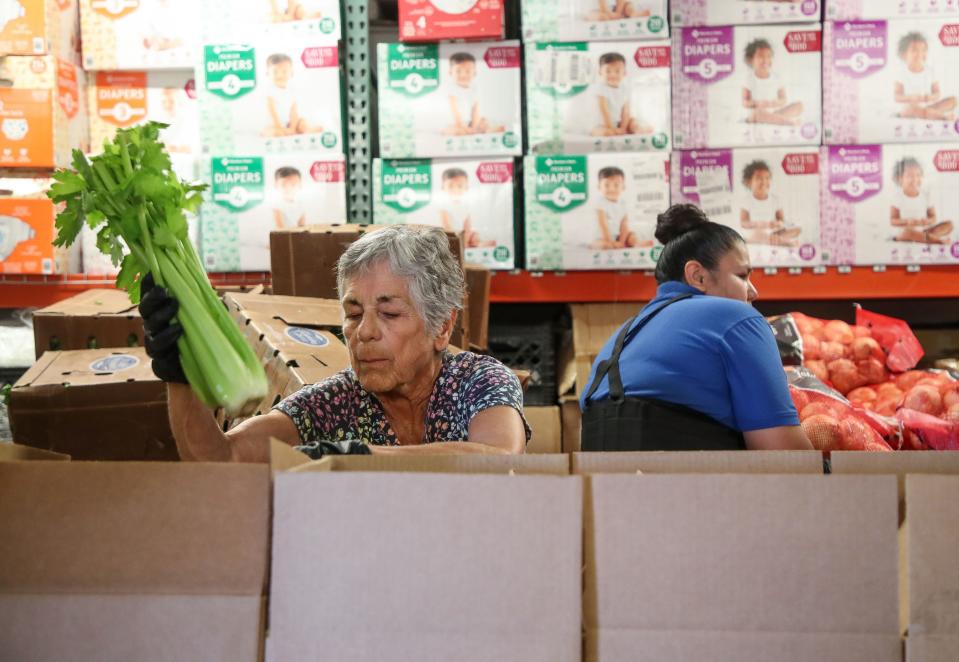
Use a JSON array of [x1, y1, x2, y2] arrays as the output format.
[[581, 203, 812, 451]]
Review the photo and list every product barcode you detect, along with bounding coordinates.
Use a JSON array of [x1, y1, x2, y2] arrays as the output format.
[[536, 51, 591, 87], [704, 205, 733, 216], [698, 184, 730, 197], [636, 192, 665, 202]]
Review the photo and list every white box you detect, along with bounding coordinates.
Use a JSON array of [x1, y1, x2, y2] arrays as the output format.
[[80, 0, 200, 70], [827, 0, 959, 20], [823, 19, 959, 145], [524, 153, 669, 271], [521, 0, 667, 42], [198, 40, 342, 157], [820, 143, 959, 265], [200, 154, 347, 272], [377, 41, 522, 159], [670, 147, 823, 268], [526, 41, 671, 155], [372, 158, 517, 270], [672, 24, 823, 149], [201, 0, 341, 41], [671, 0, 822, 27]]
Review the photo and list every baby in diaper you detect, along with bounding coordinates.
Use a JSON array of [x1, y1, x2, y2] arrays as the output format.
[[590, 166, 650, 249], [142, 0, 184, 52], [590, 52, 653, 137], [894, 32, 956, 122], [742, 38, 804, 126], [442, 52, 504, 136], [436, 167, 494, 248], [271, 166, 308, 229], [739, 160, 801, 247], [585, 0, 651, 21], [262, 53, 323, 137], [890, 157, 953, 244], [271, 0, 323, 22]]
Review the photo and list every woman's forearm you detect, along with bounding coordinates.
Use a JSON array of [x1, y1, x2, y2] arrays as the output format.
[[167, 383, 234, 462]]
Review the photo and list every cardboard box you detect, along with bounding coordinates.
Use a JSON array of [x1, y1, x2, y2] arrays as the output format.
[[372, 157, 517, 269], [820, 144, 959, 265], [573, 450, 825, 474], [672, 0, 822, 26], [267, 451, 581, 661], [567, 303, 638, 397], [826, 0, 959, 21], [524, 153, 669, 271], [903, 475, 959, 662], [200, 154, 347, 272], [32, 289, 143, 358], [526, 41, 671, 155], [524, 405, 562, 454], [377, 41, 522, 158], [0, 174, 78, 274], [0, 442, 69, 461], [399, 0, 502, 42], [671, 146, 823, 267], [9, 347, 177, 460], [560, 395, 582, 453], [672, 24, 822, 149], [465, 263, 490, 350], [521, 0, 667, 42], [585, 474, 900, 662], [0, 56, 88, 168], [824, 19, 959, 145], [0, 0, 80, 61], [79, 0, 200, 70], [0, 461, 269, 662], [201, 0, 341, 41], [198, 41, 342, 157]]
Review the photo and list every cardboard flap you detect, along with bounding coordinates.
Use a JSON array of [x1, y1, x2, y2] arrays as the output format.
[[288, 453, 570, 475], [225, 292, 342, 328], [37, 289, 137, 317], [0, 462, 270, 596], [0, 443, 70, 461], [573, 451, 824, 475], [13, 348, 159, 389], [585, 474, 898, 638], [269, 438, 313, 473]]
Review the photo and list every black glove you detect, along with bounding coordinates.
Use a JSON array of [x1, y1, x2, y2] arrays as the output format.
[[294, 440, 372, 460], [138, 272, 188, 384]]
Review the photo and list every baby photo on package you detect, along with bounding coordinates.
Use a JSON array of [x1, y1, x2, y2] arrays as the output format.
[[201, 0, 341, 41], [522, 0, 667, 42], [673, 23, 822, 149], [671, 0, 821, 27], [198, 40, 342, 156], [821, 144, 959, 266], [824, 19, 959, 145], [671, 147, 822, 267], [80, 0, 199, 70], [200, 155, 347, 272], [377, 41, 522, 159], [526, 41, 671, 154], [524, 153, 669, 271], [372, 158, 516, 269]]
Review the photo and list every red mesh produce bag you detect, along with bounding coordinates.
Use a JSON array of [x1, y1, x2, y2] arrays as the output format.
[[897, 408, 959, 451], [855, 305, 925, 374]]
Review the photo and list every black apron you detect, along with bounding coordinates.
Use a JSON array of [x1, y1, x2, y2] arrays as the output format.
[[581, 294, 747, 452]]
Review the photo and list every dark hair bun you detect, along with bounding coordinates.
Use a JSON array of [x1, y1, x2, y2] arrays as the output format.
[[655, 203, 709, 244]]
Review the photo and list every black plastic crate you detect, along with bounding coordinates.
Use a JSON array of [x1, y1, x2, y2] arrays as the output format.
[[487, 306, 561, 406]]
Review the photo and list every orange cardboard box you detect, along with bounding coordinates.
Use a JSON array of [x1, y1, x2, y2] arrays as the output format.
[[0, 0, 80, 61], [0, 173, 78, 274]]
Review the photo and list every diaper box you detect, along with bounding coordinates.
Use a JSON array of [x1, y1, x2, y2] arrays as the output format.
[[88, 70, 198, 155], [201, 0, 341, 41], [0, 56, 88, 168], [671, 0, 822, 27], [377, 41, 522, 159], [672, 24, 823, 149], [524, 153, 669, 271], [80, 0, 200, 70], [0, 173, 78, 274], [826, 1, 959, 20], [670, 147, 823, 268], [0, 0, 80, 61], [521, 0, 667, 42], [399, 0, 503, 42], [823, 19, 959, 144], [200, 154, 347, 272], [372, 157, 516, 269], [198, 40, 342, 157], [526, 40, 671, 155], [821, 143, 959, 265]]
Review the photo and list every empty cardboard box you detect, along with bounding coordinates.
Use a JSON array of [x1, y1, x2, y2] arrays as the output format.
[[32, 289, 143, 358], [573, 450, 825, 475], [525, 405, 562, 454], [9, 347, 176, 460]]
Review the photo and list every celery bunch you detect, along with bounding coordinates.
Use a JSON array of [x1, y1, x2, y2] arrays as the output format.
[[48, 122, 267, 416]]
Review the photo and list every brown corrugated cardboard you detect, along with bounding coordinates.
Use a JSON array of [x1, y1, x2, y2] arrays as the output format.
[[904, 475, 959, 662], [465, 263, 491, 351], [573, 450, 825, 474], [267, 454, 581, 662], [0, 443, 69, 461], [566, 303, 639, 396], [9, 348, 176, 460], [560, 395, 582, 453], [32, 289, 142, 358], [0, 461, 269, 662], [585, 474, 900, 662], [525, 405, 562, 454]]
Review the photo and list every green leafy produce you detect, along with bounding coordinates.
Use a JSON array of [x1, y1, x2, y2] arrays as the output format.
[[47, 122, 267, 416]]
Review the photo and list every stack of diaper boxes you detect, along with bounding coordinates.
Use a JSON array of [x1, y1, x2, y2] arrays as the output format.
[[374, 5, 519, 270], [669, 0, 825, 269], [521, 0, 672, 271], [822, 1, 959, 266]]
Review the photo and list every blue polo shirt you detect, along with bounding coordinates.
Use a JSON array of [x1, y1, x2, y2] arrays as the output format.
[[581, 281, 798, 432]]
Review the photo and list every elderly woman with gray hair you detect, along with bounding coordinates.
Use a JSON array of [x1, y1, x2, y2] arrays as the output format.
[[147, 225, 529, 462]]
